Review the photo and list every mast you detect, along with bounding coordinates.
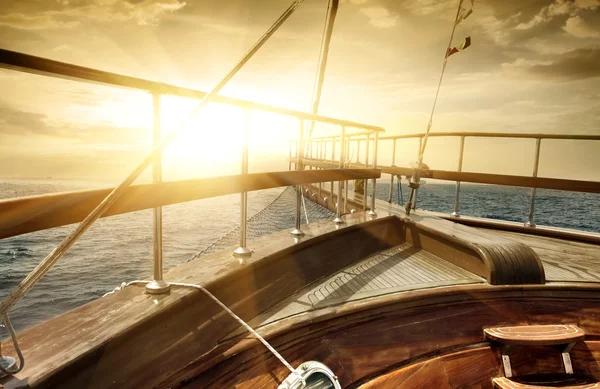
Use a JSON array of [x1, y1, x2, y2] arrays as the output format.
[[307, 0, 339, 140]]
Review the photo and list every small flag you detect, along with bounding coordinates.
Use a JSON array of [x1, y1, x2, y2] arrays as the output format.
[[455, 0, 474, 26], [446, 36, 471, 58]]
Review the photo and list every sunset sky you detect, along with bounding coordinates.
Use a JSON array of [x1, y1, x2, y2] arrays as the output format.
[[0, 0, 598, 181]]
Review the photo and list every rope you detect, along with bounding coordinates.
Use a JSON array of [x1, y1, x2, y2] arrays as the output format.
[[301, 190, 310, 224], [407, 0, 464, 216], [418, 0, 464, 163], [171, 282, 299, 376], [0, 314, 24, 376], [121, 281, 302, 381]]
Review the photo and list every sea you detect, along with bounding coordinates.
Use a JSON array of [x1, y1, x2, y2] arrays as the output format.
[[1, 178, 599, 334]]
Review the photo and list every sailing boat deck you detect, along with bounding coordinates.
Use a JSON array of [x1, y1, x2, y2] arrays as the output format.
[[480, 229, 600, 283], [271, 242, 484, 313]]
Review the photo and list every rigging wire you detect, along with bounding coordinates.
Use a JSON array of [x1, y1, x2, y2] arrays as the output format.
[[418, 0, 465, 163], [406, 0, 465, 216], [0, 0, 307, 319]]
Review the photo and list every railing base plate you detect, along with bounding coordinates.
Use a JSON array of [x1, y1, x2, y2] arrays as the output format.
[[145, 280, 171, 295], [290, 228, 305, 237], [0, 356, 16, 378]]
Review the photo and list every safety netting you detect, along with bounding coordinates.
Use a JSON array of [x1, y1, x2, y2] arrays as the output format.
[[190, 186, 334, 258]]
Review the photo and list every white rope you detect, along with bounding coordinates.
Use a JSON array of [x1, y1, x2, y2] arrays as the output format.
[[120, 281, 300, 378], [301, 191, 310, 224]]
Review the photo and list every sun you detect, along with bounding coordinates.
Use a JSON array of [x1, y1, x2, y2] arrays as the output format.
[[160, 98, 296, 179], [99, 92, 298, 179]]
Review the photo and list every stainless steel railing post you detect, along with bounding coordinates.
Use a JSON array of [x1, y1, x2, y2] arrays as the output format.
[[146, 93, 170, 294], [388, 139, 396, 203], [363, 134, 370, 211], [334, 126, 346, 223], [412, 136, 423, 210], [234, 110, 252, 260], [344, 135, 349, 212], [308, 140, 313, 170], [330, 136, 336, 198], [318, 139, 323, 201], [291, 119, 305, 236], [368, 132, 378, 217], [452, 136, 465, 217], [525, 138, 541, 227], [288, 140, 293, 171]]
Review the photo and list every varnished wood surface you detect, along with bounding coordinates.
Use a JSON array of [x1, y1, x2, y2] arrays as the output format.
[[354, 343, 600, 389], [484, 324, 585, 346], [299, 158, 600, 194], [0, 168, 379, 239], [184, 289, 600, 389], [493, 376, 599, 389], [257, 242, 483, 318], [436, 212, 600, 245], [2, 201, 599, 388], [468, 228, 600, 283], [0, 213, 401, 389], [373, 201, 545, 285]]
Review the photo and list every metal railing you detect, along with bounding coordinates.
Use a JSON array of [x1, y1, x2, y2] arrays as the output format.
[[0, 45, 384, 337], [291, 128, 383, 220], [296, 131, 600, 229], [377, 132, 600, 226]]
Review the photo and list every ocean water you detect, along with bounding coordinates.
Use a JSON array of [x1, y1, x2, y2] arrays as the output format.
[[0, 179, 286, 333], [1, 179, 599, 334], [370, 181, 600, 233]]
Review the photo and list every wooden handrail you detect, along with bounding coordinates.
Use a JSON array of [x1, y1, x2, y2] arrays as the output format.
[[0, 169, 380, 240], [0, 49, 383, 132], [378, 132, 600, 141], [298, 158, 600, 194]]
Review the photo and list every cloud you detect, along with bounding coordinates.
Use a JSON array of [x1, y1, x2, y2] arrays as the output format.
[[503, 48, 600, 81], [0, 0, 186, 30], [0, 100, 146, 144], [0, 13, 80, 30], [564, 15, 600, 37], [515, 0, 599, 30], [360, 7, 397, 28], [82, 0, 187, 26], [403, 0, 456, 17]]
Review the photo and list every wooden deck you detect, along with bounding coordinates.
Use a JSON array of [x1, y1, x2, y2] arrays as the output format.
[[302, 243, 483, 308], [251, 243, 484, 326], [2, 199, 600, 388], [477, 228, 600, 283]]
